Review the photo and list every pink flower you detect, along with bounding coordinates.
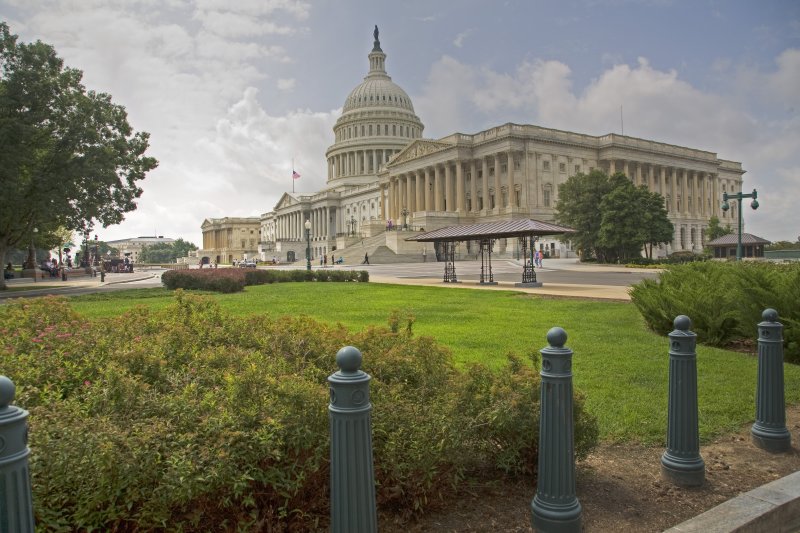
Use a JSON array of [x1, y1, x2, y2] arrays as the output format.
[[83, 380, 91, 387]]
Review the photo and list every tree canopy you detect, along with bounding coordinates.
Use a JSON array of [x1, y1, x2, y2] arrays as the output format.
[[0, 23, 157, 287], [706, 215, 733, 241], [556, 170, 674, 262], [138, 238, 198, 264]]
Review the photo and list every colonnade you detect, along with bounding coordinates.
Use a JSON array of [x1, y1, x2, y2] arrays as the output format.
[[274, 207, 334, 241], [383, 150, 520, 222], [329, 148, 401, 179]]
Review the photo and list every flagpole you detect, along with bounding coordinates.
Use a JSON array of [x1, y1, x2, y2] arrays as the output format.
[[292, 158, 295, 193]]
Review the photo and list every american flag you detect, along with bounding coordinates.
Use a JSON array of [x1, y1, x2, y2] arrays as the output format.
[[292, 170, 301, 180]]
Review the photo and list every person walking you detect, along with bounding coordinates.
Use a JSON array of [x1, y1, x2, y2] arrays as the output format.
[[362, 252, 369, 265]]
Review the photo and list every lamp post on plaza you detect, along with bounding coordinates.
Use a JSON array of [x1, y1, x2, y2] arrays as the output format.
[[400, 207, 409, 230], [721, 189, 759, 261], [350, 215, 356, 237], [305, 219, 312, 271]]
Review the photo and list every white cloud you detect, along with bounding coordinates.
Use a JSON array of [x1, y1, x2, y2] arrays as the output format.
[[453, 29, 472, 48], [277, 77, 296, 90], [416, 51, 800, 241]]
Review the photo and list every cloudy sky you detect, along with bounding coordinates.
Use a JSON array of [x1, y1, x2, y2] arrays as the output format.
[[3, 0, 799, 245]]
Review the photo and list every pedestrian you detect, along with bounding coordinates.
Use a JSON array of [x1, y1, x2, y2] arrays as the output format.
[[362, 252, 369, 265], [324, 254, 328, 266]]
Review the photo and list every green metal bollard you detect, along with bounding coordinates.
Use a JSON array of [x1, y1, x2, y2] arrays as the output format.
[[751, 308, 791, 452], [328, 346, 377, 533], [0, 376, 35, 533], [531, 327, 582, 533], [661, 315, 705, 487]]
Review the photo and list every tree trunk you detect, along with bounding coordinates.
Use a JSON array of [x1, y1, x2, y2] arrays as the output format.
[[25, 241, 36, 270], [0, 245, 8, 290]]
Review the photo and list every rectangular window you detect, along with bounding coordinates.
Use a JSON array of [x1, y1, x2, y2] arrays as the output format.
[[501, 164, 507, 173], [466, 199, 472, 211], [384, 125, 388, 135], [392, 124, 396, 135], [478, 170, 483, 178], [478, 196, 483, 210], [490, 194, 495, 209], [575, 165, 580, 174], [543, 161, 550, 171], [466, 172, 471, 180], [369, 125, 373, 135], [543, 190, 551, 207], [514, 159, 521, 170], [489, 167, 495, 176], [361, 125, 365, 136], [559, 162, 566, 172], [515, 190, 521, 207]]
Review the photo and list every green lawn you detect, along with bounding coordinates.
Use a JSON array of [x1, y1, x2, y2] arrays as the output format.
[[66, 283, 800, 444]]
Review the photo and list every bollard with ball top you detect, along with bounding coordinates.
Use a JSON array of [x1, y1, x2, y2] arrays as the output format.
[[0, 376, 35, 532], [751, 308, 791, 452], [661, 315, 705, 487], [328, 346, 377, 533], [531, 327, 582, 533]]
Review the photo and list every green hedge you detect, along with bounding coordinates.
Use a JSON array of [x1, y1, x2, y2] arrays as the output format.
[[0, 293, 597, 531], [161, 268, 369, 292], [630, 261, 800, 361]]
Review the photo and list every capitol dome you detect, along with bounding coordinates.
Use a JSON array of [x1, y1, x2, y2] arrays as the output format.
[[325, 26, 424, 187]]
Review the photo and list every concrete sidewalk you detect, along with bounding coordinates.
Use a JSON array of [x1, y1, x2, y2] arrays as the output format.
[[1, 270, 157, 300]]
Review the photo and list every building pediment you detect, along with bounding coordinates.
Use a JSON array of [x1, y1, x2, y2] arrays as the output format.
[[274, 193, 299, 210], [389, 139, 452, 166]]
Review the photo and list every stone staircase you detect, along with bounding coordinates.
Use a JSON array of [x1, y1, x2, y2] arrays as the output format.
[[333, 233, 428, 266]]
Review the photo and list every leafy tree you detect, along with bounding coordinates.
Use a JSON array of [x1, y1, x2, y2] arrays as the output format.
[[0, 23, 157, 288], [139, 238, 198, 264], [555, 169, 614, 260], [557, 171, 673, 262], [638, 188, 674, 259], [766, 240, 800, 251], [706, 215, 732, 241]]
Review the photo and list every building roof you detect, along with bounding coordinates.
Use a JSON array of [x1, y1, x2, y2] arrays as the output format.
[[706, 233, 771, 246], [405, 219, 575, 243]]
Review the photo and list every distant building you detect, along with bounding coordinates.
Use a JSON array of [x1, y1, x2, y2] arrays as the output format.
[[706, 233, 770, 259], [105, 236, 175, 263], [199, 217, 260, 264], [208, 27, 747, 263]]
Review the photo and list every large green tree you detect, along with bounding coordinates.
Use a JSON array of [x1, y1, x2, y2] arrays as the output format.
[[0, 23, 157, 288], [139, 238, 198, 264], [557, 170, 673, 262], [554, 169, 614, 260]]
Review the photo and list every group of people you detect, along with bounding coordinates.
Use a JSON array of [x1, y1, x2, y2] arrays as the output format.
[[533, 249, 544, 268]]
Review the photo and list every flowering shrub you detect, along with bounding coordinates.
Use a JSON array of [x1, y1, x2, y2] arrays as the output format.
[[161, 268, 368, 292], [0, 293, 597, 531]]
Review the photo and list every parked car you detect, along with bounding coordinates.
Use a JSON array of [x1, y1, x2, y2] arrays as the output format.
[[239, 260, 257, 268]]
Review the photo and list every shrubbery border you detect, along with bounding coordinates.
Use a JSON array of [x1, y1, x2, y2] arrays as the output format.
[[161, 268, 369, 292]]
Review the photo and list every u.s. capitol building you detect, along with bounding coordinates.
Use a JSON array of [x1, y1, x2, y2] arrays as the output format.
[[200, 28, 744, 265]]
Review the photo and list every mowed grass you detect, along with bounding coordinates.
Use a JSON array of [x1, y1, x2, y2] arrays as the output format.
[[66, 283, 800, 444]]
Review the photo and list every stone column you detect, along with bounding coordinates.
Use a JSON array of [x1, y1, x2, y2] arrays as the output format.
[[506, 151, 514, 208], [416, 171, 424, 212], [609, 159, 616, 175], [712, 174, 719, 217], [636, 163, 642, 187], [470, 161, 478, 213], [493, 153, 501, 212], [424, 168, 432, 211], [435, 165, 443, 211], [456, 162, 465, 212], [362, 151, 367, 175], [372, 150, 378, 174], [482, 157, 489, 212], [680, 169, 688, 215], [405, 174, 413, 213], [670, 169, 678, 213], [649, 164, 655, 192], [444, 163, 452, 212], [380, 184, 386, 222], [623, 160, 630, 180]]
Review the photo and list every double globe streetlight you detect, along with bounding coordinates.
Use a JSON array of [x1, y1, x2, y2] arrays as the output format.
[[721, 189, 759, 261]]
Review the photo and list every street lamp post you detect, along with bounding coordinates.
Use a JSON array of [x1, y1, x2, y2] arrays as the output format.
[[721, 189, 759, 261], [350, 216, 356, 237], [305, 219, 312, 271], [400, 207, 409, 230]]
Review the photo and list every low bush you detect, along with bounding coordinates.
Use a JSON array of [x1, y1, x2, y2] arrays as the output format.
[[630, 261, 800, 361], [0, 293, 597, 531], [162, 268, 368, 292]]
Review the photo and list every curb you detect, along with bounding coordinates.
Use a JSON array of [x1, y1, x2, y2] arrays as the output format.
[[664, 470, 800, 532]]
